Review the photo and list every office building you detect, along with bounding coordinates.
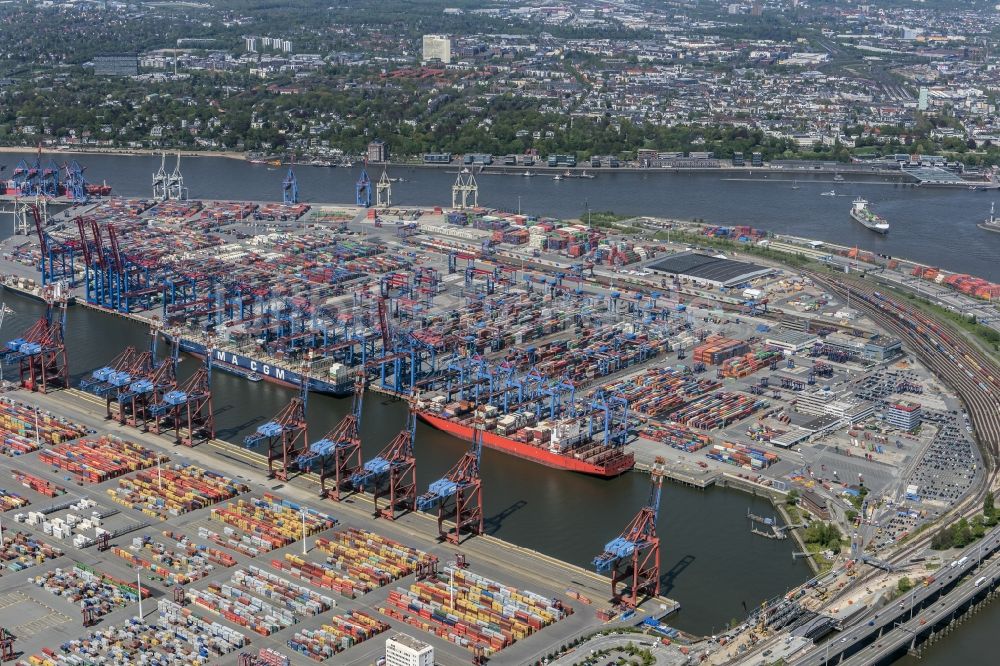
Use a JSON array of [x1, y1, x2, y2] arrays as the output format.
[[92, 54, 139, 76], [368, 139, 389, 163], [422, 34, 452, 64], [885, 401, 922, 431], [386, 633, 433, 666]]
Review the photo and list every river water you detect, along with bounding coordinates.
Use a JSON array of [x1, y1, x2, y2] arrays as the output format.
[[4, 151, 999, 281]]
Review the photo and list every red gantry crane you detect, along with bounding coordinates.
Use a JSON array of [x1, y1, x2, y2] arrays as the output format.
[[2, 284, 69, 393], [593, 456, 665, 609], [244, 373, 308, 480], [296, 373, 364, 500], [351, 399, 418, 520], [416, 417, 484, 544]]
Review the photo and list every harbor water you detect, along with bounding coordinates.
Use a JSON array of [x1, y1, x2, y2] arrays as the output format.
[[3, 150, 999, 281]]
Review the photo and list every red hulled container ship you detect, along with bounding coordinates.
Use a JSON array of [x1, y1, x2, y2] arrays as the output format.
[[416, 408, 634, 478]]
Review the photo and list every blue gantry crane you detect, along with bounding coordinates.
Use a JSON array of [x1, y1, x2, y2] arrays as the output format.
[[33, 205, 78, 287], [244, 375, 309, 480], [593, 457, 665, 609], [61, 160, 89, 203], [356, 165, 372, 208], [116, 332, 177, 430], [352, 401, 418, 520], [416, 419, 484, 544], [588, 390, 630, 446], [296, 373, 364, 500], [282, 166, 299, 204]]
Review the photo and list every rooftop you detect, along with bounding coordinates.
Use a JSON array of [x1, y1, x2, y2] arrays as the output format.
[[646, 252, 772, 287], [389, 632, 433, 651]]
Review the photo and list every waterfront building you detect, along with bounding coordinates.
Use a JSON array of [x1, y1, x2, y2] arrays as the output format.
[[368, 139, 389, 163]]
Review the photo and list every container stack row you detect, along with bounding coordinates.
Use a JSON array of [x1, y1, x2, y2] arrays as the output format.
[[0, 531, 62, 572], [601, 367, 720, 418], [706, 442, 780, 469], [0, 488, 29, 510], [671, 392, 769, 430], [10, 470, 65, 497], [286, 610, 390, 661], [187, 566, 334, 636], [270, 553, 360, 598], [315, 527, 431, 586], [719, 351, 781, 379], [24, 610, 248, 666], [111, 536, 232, 585], [383, 567, 569, 657], [693, 335, 751, 366], [38, 437, 165, 483], [0, 398, 90, 449], [209, 495, 337, 552], [33, 564, 148, 621], [106, 464, 249, 519], [641, 423, 713, 452]]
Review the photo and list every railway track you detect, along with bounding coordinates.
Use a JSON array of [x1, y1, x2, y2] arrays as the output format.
[[809, 271, 1000, 490]]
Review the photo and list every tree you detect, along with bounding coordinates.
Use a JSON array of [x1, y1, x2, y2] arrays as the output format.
[[897, 577, 914, 593], [985, 491, 995, 518], [786, 489, 800, 506]]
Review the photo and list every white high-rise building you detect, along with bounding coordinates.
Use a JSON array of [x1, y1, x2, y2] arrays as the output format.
[[386, 633, 434, 666], [245, 36, 258, 53], [918, 86, 929, 111], [422, 34, 452, 64]]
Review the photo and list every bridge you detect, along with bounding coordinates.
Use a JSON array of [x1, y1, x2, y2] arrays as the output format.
[[787, 525, 1000, 666]]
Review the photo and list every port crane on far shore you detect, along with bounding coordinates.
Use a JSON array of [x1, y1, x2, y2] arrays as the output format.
[[351, 399, 418, 520], [416, 418, 484, 544], [593, 456, 665, 609]]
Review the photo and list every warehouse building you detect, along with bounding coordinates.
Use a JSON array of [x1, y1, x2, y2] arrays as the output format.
[[647, 252, 773, 288], [764, 329, 819, 353], [91, 54, 139, 76], [823, 333, 902, 363]]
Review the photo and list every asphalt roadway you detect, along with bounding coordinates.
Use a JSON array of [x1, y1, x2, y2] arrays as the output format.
[[788, 525, 1000, 666]]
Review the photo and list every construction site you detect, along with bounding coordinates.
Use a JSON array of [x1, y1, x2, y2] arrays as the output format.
[[0, 159, 995, 665]]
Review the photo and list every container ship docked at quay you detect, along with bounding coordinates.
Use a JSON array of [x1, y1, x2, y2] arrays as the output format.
[[162, 332, 356, 397], [415, 397, 635, 478]]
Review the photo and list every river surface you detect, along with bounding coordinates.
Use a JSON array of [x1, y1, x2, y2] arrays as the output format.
[[0, 288, 811, 634], [3, 150, 999, 281]]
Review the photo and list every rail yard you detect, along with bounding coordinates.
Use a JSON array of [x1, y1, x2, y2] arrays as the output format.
[[0, 175, 998, 665]]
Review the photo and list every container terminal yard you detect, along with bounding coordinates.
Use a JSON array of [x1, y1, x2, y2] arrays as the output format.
[[0, 164, 996, 665]]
